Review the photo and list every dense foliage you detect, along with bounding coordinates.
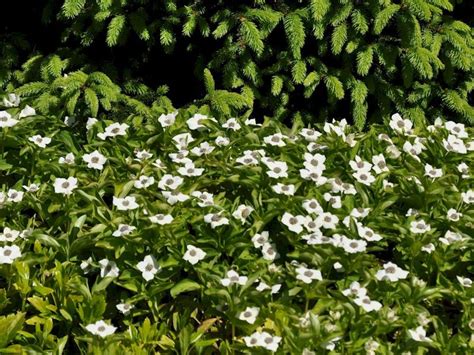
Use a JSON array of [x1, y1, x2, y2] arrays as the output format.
[[1, 94, 473, 353], [1, 0, 473, 126]]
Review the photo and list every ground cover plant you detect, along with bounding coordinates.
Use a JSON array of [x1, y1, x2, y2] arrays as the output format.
[[1, 95, 473, 353], [1, 0, 473, 126]]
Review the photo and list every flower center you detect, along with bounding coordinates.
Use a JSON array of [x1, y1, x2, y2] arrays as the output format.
[[61, 182, 70, 188]]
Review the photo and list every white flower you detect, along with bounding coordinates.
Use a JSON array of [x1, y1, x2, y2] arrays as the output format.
[[281, 212, 306, 233], [0, 227, 20, 242], [299, 168, 327, 185], [149, 214, 173, 225], [252, 231, 269, 248], [113, 196, 139, 210], [300, 128, 322, 142], [99, 259, 120, 278], [21, 183, 38, 193], [424, 164, 442, 178], [386, 144, 401, 159], [421, 243, 435, 253], [375, 262, 409, 282], [446, 208, 462, 221], [204, 213, 229, 228], [98, 122, 129, 140], [54, 177, 78, 195], [222, 117, 241, 131], [19, 105, 36, 118], [7, 189, 24, 203], [350, 155, 372, 172], [265, 161, 288, 179], [137, 255, 160, 281], [162, 190, 190, 205], [187, 113, 216, 130], [215, 136, 230, 146], [135, 149, 153, 161], [134, 175, 155, 189], [351, 208, 371, 219], [255, 281, 281, 293], [304, 217, 321, 232], [303, 153, 326, 172], [341, 237, 367, 254], [244, 118, 261, 126], [0, 245, 21, 264], [152, 158, 166, 169], [445, 121, 468, 138], [365, 339, 380, 355], [80, 257, 93, 274], [301, 200, 323, 217], [59, 152, 75, 165], [443, 135, 466, 154], [408, 326, 432, 342], [354, 296, 382, 312], [63, 116, 75, 126], [389, 113, 413, 134], [457, 276, 472, 287], [238, 307, 259, 324], [333, 262, 344, 272], [221, 270, 248, 286], [112, 224, 136, 237], [236, 153, 259, 166], [172, 133, 195, 149], [169, 150, 191, 164], [264, 133, 287, 147], [296, 266, 322, 284], [262, 242, 279, 261], [86, 117, 98, 130], [158, 174, 183, 190], [259, 332, 282, 352], [357, 224, 382, 241], [353, 170, 376, 186], [232, 204, 254, 224], [191, 142, 215, 156], [372, 154, 389, 174], [243, 332, 263, 348], [410, 220, 431, 234], [316, 212, 339, 230], [178, 163, 204, 177], [323, 193, 341, 209], [342, 281, 367, 298], [85, 320, 116, 338], [29, 135, 51, 148], [272, 183, 295, 196], [158, 111, 178, 128], [83, 150, 107, 170], [461, 190, 474, 204], [3, 93, 20, 107], [403, 141, 424, 159], [457, 163, 469, 178], [191, 191, 214, 207], [0, 111, 18, 128], [116, 303, 134, 315], [183, 245, 206, 265], [439, 230, 463, 245]]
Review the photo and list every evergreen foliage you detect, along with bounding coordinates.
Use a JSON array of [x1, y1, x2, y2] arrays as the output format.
[[0, 0, 473, 127]]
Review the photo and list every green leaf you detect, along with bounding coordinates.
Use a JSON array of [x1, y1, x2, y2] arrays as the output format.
[[62, 0, 86, 18], [284, 13, 305, 59], [374, 4, 400, 34], [324, 75, 344, 99], [331, 23, 347, 55], [106, 15, 126, 46], [357, 47, 374, 76], [84, 88, 99, 116], [170, 279, 201, 298], [240, 19, 264, 56], [0, 313, 25, 348], [203, 69, 215, 94]]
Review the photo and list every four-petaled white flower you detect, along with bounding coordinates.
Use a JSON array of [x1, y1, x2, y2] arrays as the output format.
[[408, 326, 432, 342], [149, 213, 173, 225], [282, 212, 306, 233], [221, 270, 248, 286], [85, 320, 117, 338], [204, 213, 229, 228], [424, 164, 442, 178], [232, 204, 254, 224], [342, 281, 367, 298], [3, 93, 20, 107], [222, 117, 241, 131], [0, 245, 21, 264], [264, 133, 287, 147], [0, 227, 20, 242], [86, 117, 98, 130], [461, 190, 474, 204], [29, 135, 51, 148], [272, 183, 295, 196], [183, 245, 206, 265], [112, 224, 136, 237], [7, 189, 24, 202], [158, 111, 178, 128], [116, 303, 134, 315], [243, 331, 282, 351], [178, 163, 204, 177], [134, 175, 155, 189], [137, 255, 160, 281], [83, 150, 107, 170], [99, 258, 120, 278], [457, 276, 472, 288], [0, 111, 18, 128], [113, 196, 139, 210], [238, 306, 259, 324], [354, 295, 382, 312], [54, 177, 78, 195], [187, 113, 216, 130], [389, 113, 413, 135], [353, 170, 376, 186], [296, 266, 322, 284], [59, 152, 75, 165], [375, 262, 409, 282], [98, 122, 129, 140], [19, 105, 36, 118], [158, 174, 183, 190], [372, 154, 389, 174], [410, 220, 431, 234]]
